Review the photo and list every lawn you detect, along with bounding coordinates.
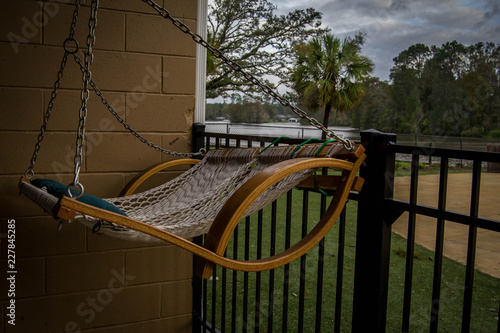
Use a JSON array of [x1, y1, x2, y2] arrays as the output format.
[[205, 189, 499, 332]]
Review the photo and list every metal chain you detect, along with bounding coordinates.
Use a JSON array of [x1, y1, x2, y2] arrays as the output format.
[[71, 54, 205, 158], [141, 0, 354, 151], [24, 0, 82, 179], [68, 0, 99, 198]]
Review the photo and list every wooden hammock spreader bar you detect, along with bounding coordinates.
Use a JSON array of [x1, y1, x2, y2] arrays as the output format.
[[49, 145, 365, 279], [196, 150, 365, 278], [296, 175, 364, 193]]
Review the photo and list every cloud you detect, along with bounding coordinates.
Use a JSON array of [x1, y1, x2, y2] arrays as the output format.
[[274, 0, 500, 80]]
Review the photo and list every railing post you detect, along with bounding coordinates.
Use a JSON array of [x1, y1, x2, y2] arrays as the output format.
[[192, 122, 206, 332], [352, 129, 396, 332], [193, 122, 206, 154]]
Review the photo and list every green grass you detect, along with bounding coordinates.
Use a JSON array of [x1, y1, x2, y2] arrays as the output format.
[[394, 161, 485, 177], [205, 190, 500, 332]]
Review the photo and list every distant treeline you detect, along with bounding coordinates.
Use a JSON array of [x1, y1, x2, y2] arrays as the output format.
[[207, 41, 500, 139]]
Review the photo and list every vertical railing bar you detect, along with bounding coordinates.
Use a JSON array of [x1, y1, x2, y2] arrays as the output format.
[[268, 200, 278, 333], [203, 271, 208, 333], [334, 206, 347, 333], [402, 153, 419, 332], [215, 137, 220, 150], [205, 135, 210, 152], [255, 210, 264, 332], [211, 265, 217, 330], [231, 225, 239, 333], [315, 193, 327, 332], [430, 157, 449, 332], [243, 216, 251, 333], [193, 235, 204, 333], [461, 159, 481, 332], [298, 190, 309, 333], [497, 299, 500, 333], [221, 251, 227, 333], [282, 191, 293, 332]]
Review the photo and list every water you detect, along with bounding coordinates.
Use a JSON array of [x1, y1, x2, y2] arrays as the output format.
[[205, 121, 360, 141]]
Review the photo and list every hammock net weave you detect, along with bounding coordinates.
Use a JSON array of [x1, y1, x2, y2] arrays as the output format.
[[22, 143, 343, 242]]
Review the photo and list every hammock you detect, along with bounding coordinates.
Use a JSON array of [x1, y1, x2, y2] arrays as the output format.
[[18, 0, 367, 278], [19, 142, 365, 278]]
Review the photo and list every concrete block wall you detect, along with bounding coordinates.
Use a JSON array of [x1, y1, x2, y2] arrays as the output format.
[[0, 0, 198, 332]]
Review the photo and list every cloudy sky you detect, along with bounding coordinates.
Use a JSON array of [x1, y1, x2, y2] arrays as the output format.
[[274, 0, 500, 81]]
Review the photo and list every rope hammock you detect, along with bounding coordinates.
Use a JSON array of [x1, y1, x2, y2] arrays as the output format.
[[18, 0, 366, 279]]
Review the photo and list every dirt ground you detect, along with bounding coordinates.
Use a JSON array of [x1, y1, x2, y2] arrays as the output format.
[[392, 172, 500, 279]]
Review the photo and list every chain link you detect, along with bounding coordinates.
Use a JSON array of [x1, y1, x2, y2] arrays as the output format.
[[141, 0, 354, 150], [69, 0, 99, 198], [71, 53, 204, 158], [25, 0, 82, 179]]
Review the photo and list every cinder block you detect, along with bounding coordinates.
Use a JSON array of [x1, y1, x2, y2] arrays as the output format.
[[125, 94, 194, 132], [0, 176, 47, 218], [0, 304, 4, 331], [86, 284, 161, 329], [6, 291, 89, 333], [126, 14, 196, 56], [43, 3, 125, 51], [1, 44, 163, 92], [0, 88, 43, 131], [160, 134, 192, 162], [99, 0, 159, 14], [78, 173, 125, 198], [87, 92, 128, 132], [0, 216, 86, 259], [162, 57, 196, 95], [161, 280, 192, 317], [46, 252, 125, 294], [0, 132, 83, 176], [0, 257, 44, 300], [0, 45, 165, 92], [125, 246, 193, 285], [87, 230, 165, 253], [0, 0, 42, 46], [75, 324, 125, 333], [124, 315, 192, 333], [0, 44, 63, 89], [91, 50, 163, 93], [85, 133, 162, 172], [164, 0, 198, 19], [43, 89, 127, 132]]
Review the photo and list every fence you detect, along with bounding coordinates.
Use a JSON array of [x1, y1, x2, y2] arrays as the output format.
[[205, 121, 360, 141], [191, 124, 500, 332], [205, 122, 500, 152]]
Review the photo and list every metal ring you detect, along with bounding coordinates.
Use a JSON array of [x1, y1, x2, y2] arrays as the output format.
[[63, 38, 79, 54], [67, 182, 84, 199], [24, 169, 35, 179]]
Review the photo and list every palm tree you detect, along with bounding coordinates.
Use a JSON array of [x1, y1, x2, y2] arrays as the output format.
[[292, 33, 374, 138]]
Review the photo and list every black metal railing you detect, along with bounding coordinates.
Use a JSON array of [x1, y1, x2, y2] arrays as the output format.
[[386, 141, 500, 332], [191, 125, 500, 332]]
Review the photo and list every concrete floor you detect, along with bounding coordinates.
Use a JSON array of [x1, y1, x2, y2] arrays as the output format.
[[392, 172, 500, 279]]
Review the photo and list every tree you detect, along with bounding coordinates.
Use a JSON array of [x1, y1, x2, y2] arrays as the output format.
[[291, 33, 374, 138], [392, 43, 432, 78], [389, 44, 432, 134], [206, 0, 327, 100], [388, 41, 500, 136], [350, 77, 391, 131]]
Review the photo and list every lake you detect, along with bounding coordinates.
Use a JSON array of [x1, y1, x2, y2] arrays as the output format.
[[205, 122, 360, 141]]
